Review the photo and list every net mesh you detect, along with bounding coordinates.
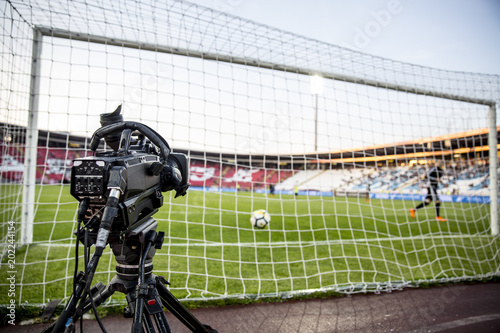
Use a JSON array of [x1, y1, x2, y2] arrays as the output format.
[[1, 0, 499, 306]]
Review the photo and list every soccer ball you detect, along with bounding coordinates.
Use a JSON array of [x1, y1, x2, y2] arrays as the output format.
[[250, 209, 271, 229]]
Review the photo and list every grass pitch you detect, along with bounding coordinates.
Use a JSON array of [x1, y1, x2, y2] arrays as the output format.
[[1, 184, 499, 305]]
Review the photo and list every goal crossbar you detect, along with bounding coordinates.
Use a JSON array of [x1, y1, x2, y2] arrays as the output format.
[[36, 26, 496, 107]]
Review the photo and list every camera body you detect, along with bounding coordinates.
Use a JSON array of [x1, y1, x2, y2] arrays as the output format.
[[70, 106, 189, 233]]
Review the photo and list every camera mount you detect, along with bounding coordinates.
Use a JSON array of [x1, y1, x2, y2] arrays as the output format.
[[43, 106, 216, 333]]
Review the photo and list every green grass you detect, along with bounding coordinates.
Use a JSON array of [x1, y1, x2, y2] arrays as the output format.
[[1, 184, 499, 306]]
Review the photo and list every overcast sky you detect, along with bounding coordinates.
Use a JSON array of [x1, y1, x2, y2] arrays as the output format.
[[189, 0, 500, 75]]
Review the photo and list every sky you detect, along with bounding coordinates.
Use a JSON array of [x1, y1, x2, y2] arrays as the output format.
[[188, 0, 500, 75]]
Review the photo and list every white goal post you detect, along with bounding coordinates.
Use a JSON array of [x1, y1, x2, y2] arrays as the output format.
[[1, 0, 499, 307], [22, 25, 498, 244]]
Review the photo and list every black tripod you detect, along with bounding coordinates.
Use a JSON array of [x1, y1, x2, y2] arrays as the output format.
[[43, 217, 217, 333]]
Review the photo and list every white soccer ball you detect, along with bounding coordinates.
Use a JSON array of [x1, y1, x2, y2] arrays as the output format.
[[250, 209, 271, 229]]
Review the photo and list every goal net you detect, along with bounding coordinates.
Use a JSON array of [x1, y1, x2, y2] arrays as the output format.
[[1, 0, 499, 307]]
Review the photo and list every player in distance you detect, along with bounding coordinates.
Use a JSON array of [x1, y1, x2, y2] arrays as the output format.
[[410, 160, 447, 222]]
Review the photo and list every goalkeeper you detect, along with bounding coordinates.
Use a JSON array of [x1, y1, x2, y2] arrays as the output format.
[[410, 160, 447, 222]]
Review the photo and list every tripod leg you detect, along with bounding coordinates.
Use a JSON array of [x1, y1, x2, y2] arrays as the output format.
[[151, 310, 171, 333], [143, 287, 172, 333], [140, 311, 155, 333], [155, 276, 218, 333], [49, 271, 88, 333], [132, 230, 157, 333], [42, 281, 114, 333], [81, 282, 115, 313], [127, 279, 171, 333]]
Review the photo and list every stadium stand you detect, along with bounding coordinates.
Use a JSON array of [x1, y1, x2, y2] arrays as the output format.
[[1, 122, 498, 198], [1, 143, 498, 197]]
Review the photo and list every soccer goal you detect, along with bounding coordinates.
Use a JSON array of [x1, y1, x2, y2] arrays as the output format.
[[1, 0, 499, 308]]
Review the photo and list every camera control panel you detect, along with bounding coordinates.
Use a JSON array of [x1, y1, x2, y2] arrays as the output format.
[[71, 159, 107, 197]]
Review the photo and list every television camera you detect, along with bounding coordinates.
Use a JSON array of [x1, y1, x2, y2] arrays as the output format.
[[45, 106, 217, 333]]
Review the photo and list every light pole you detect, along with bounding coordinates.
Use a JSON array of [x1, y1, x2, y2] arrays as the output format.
[[310, 74, 323, 152]]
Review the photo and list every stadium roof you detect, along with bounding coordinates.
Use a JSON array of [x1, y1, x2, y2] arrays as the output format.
[[195, 127, 500, 167], [312, 126, 500, 165], [224, 127, 499, 166]]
